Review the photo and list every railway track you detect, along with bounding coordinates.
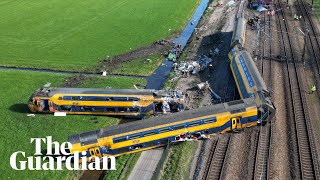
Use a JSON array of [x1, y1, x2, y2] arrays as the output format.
[[203, 135, 231, 180], [275, 1, 320, 179], [252, 13, 274, 180], [295, 0, 320, 73]]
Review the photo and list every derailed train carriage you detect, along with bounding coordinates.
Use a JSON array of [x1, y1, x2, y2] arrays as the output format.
[[67, 16, 275, 159], [28, 88, 184, 117], [229, 49, 275, 123], [229, 16, 275, 123], [68, 98, 259, 158]]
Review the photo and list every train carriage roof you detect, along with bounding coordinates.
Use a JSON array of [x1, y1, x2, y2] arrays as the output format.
[[33, 88, 180, 97], [68, 98, 256, 144]]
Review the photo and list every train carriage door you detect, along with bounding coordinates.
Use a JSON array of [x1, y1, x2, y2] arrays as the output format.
[[231, 118, 237, 129], [42, 100, 49, 111], [89, 147, 102, 158], [231, 117, 242, 130]]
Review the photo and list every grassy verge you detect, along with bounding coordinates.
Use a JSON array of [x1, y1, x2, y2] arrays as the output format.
[[0, 70, 145, 179], [109, 54, 164, 76], [314, 0, 320, 19], [0, 0, 200, 71], [104, 152, 141, 180], [160, 142, 198, 180], [79, 76, 146, 88], [163, 71, 180, 90]]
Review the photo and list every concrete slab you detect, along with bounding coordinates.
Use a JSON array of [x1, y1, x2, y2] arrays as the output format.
[[128, 148, 164, 180]]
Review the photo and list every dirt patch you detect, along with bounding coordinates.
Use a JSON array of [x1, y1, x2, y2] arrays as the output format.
[[62, 74, 93, 87], [90, 40, 174, 73]]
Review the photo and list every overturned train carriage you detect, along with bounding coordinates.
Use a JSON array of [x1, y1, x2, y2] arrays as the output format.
[[68, 98, 260, 158], [28, 88, 185, 116], [229, 49, 275, 123]]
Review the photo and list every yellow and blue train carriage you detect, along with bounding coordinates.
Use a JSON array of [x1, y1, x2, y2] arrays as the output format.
[[28, 88, 184, 117], [230, 50, 275, 123], [68, 98, 258, 159]]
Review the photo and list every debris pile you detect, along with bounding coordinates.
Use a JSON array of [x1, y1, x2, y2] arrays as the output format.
[[226, 0, 236, 7], [173, 55, 213, 76], [155, 39, 170, 45], [294, 14, 302, 20], [167, 44, 182, 61], [248, 16, 260, 29], [196, 81, 222, 102]]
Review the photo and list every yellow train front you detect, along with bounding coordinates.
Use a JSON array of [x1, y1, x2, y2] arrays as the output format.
[[28, 88, 184, 117], [68, 98, 259, 160]]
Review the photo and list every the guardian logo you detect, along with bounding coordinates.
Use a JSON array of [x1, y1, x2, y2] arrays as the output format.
[[10, 136, 116, 170]]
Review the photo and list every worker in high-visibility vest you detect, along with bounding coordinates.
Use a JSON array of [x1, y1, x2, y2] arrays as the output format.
[[310, 84, 316, 94]]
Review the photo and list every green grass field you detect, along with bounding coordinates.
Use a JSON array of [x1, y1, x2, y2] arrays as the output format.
[[160, 142, 198, 180], [109, 54, 163, 76], [0, 0, 199, 71], [315, 0, 320, 19], [0, 70, 145, 179]]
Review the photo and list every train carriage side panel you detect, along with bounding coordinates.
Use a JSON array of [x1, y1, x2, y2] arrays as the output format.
[[241, 50, 268, 92], [230, 53, 256, 99]]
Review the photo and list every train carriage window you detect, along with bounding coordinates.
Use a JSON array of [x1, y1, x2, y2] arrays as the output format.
[[106, 108, 116, 112], [94, 96, 108, 101], [144, 130, 155, 137], [128, 97, 140, 101], [128, 133, 141, 140], [114, 97, 129, 101], [62, 96, 72, 100], [129, 107, 140, 112], [84, 106, 92, 112], [113, 136, 127, 143], [105, 97, 113, 101], [118, 108, 127, 112], [172, 124, 185, 130], [203, 117, 217, 124], [61, 105, 72, 111], [158, 127, 171, 133], [188, 121, 201, 127], [94, 107, 106, 112]]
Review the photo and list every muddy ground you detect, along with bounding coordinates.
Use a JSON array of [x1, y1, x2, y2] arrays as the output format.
[[63, 74, 92, 87], [89, 40, 173, 73]]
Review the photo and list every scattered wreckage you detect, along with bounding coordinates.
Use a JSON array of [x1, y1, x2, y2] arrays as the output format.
[[167, 44, 182, 61], [173, 55, 214, 76]]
